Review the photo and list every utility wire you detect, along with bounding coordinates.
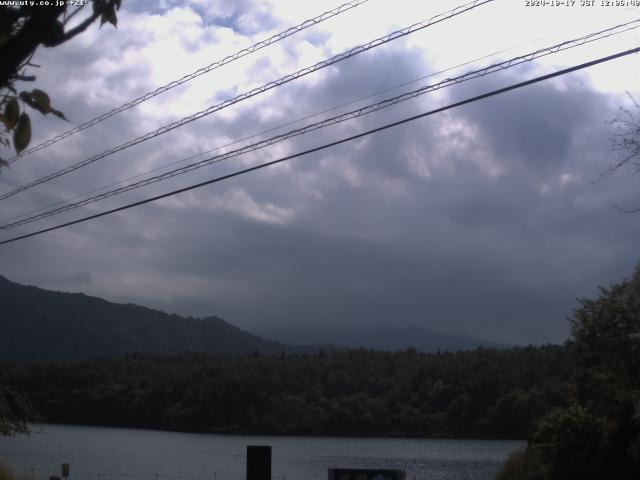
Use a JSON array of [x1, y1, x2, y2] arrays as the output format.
[[0, 0, 495, 202], [6, 0, 370, 163], [1, 37, 537, 227], [1, 46, 637, 246], [1, 20, 636, 230]]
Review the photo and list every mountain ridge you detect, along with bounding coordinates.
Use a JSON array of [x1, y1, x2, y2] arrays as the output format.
[[1, 274, 508, 362], [0, 274, 289, 362]]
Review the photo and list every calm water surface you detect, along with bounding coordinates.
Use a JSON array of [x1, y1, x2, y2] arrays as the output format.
[[0, 425, 523, 480]]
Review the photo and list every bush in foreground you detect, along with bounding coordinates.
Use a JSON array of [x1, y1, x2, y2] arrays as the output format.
[[0, 460, 15, 480], [495, 447, 548, 480], [497, 263, 640, 479]]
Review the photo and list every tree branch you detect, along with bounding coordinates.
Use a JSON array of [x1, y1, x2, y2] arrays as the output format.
[[48, 0, 119, 46], [0, 6, 65, 88], [63, 5, 86, 26], [10, 74, 36, 82], [47, 9, 101, 47]]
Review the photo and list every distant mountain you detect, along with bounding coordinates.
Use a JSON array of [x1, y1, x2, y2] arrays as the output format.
[[257, 324, 508, 352], [0, 275, 289, 362]]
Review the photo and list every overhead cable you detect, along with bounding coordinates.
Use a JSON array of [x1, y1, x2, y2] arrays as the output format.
[[6, 0, 371, 163], [1, 38, 537, 227], [0, 0, 495, 202], [2, 19, 636, 230], [1, 45, 637, 246]]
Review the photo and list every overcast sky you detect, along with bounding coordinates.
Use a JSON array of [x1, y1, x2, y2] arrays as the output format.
[[1, 0, 640, 344]]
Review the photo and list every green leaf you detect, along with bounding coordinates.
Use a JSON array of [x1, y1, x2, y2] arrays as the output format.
[[102, 5, 118, 27], [31, 89, 52, 114], [4, 97, 19, 130], [13, 113, 31, 154], [19, 91, 38, 111], [50, 108, 68, 122], [20, 90, 66, 120]]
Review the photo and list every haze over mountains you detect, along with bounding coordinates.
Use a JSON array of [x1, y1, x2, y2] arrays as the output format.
[[1, 275, 507, 362], [257, 325, 507, 352]]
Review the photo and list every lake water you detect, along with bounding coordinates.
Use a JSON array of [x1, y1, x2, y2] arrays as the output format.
[[0, 425, 523, 480]]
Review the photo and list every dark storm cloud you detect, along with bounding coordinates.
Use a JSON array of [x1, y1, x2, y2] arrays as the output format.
[[456, 74, 603, 171], [124, 186, 575, 344], [176, 58, 639, 344], [1, 5, 639, 346]]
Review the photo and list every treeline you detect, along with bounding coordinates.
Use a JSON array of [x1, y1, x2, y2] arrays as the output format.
[[497, 265, 640, 480], [0, 345, 568, 439]]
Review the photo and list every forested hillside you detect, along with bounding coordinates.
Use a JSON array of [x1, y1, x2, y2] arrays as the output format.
[[0, 275, 288, 360], [1, 345, 568, 439]]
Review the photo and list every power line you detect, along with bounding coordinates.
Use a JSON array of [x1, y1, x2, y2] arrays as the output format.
[[1, 46, 637, 246], [1, 19, 635, 230], [6, 0, 370, 164], [0, 0, 495, 202], [0, 37, 540, 227], [6, 31, 560, 226]]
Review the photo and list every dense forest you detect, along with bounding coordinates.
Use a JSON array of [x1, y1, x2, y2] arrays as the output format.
[[2, 263, 639, 480], [0, 345, 568, 439], [2, 268, 638, 480]]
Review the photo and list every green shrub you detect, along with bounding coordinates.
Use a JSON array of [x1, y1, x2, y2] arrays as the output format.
[[495, 447, 549, 480], [0, 459, 15, 480]]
